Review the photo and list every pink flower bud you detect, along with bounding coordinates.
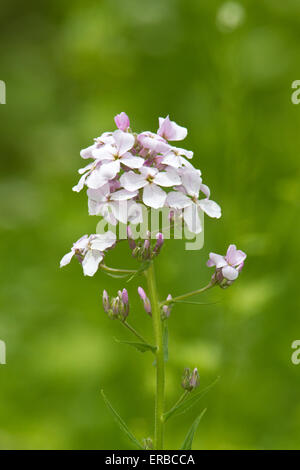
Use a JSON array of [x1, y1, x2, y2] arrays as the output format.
[[121, 288, 129, 305], [161, 294, 173, 319], [138, 287, 146, 301], [138, 287, 151, 315], [102, 290, 110, 312], [114, 112, 130, 131]]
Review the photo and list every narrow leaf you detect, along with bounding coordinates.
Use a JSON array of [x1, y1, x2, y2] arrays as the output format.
[[101, 390, 143, 449], [164, 376, 219, 422], [115, 338, 156, 354], [180, 409, 207, 450]]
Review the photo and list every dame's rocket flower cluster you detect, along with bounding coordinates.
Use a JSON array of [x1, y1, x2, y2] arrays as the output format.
[[61, 112, 221, 275]]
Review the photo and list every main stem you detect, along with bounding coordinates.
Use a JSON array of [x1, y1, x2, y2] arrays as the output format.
[[146, 262, 164, 450]]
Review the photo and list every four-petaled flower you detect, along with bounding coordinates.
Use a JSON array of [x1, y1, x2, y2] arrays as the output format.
[[60, 232, 116, 276], [207, 244, 247, 283], [121, 166, 181, 209]]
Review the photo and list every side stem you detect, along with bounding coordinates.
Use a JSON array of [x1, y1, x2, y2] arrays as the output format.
[[146, 262, 164, 450]]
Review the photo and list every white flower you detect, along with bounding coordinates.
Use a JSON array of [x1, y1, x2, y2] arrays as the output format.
[[166, 168, 221, 233], [161, 146, 194, 169], [60, 232, 116, 276], [120, 166, 181, 209], [87, 183, 139, 225], [86, 130, 144, 189]]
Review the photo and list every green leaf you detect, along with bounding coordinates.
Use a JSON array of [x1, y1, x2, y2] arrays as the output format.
[[101, 390, 143, 449], [180, 409, 207, 450], [163, 321, 168, 362], [114, 338, 157, 354], [164, 376, 220, 422]]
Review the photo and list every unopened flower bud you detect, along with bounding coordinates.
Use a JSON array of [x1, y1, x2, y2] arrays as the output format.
[[121, 288, 128, 305], [141, 238, 151, 259], [161, 294, 173, 319], [127, 226, 136, 251], [138, 286, 152, 315], [103, 289, 130, 321], [152, 232, 164, 258], [114, 112, 130, 131], [181, 367, 200, 392], [102, 290, 110, 313]]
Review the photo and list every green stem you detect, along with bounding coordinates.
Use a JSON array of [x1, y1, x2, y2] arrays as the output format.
[[121, 321, 148, 344], [146, 262, 164, 450], [161, 281, 215, 306], [100, 264, 137, 274]]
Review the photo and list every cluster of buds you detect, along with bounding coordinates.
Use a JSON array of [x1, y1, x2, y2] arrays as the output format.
[[102, 289, 129, 321], [161, 294, 173, 320], [138, 287, 152, 315], [181, 367, 200, 392], [127, 228, 164, 262]]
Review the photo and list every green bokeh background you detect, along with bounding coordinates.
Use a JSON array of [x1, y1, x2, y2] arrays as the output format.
[[1, 0, 300, 450]]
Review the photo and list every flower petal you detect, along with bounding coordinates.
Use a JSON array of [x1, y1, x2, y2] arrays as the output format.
[[110, 189, 138, 201], [154, 168, 181, 187], [222, 265, 239, 281], [183, 204, 202, 234], [121, 154, 145, 169], [80, 145, 95, 160], [208, 253, 227, 268], [60, 251, 74, 268], [143, 184, 166, 209], [90, 231, 116, 251], [113, 130, 135, 155], [198, 199, 221, 218], [120, 171, 147, 191], [181, 169, 201, 197], [226, 244, 247, 266], [158, 116, 187, 141], [86, 161, 120, 189], [166, 191, 191, 209], [72, 173, 88, 192], [161, 152, 181, 168], [82, 250, 103, 276], [127, 201, 143, 224]]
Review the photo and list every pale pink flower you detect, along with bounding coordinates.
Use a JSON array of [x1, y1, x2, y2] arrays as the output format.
[[157, 116, 187, 141], [87, 183, 139, 225], [120, 166, 181, 209], [60, 232, 116, 277], [86, 130, 144, 189], [166, 168, 221, 233], [207, 244, 247, 281], [161, 146, 194, 169], [114, 112, 130, 131], [138, 131, 170, 154]]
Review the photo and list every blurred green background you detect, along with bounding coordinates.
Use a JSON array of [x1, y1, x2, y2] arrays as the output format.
[[1, 0, 300, 450]]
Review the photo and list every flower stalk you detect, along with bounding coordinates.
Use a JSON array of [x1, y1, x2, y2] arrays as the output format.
[[145, 262, 165, 450]]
